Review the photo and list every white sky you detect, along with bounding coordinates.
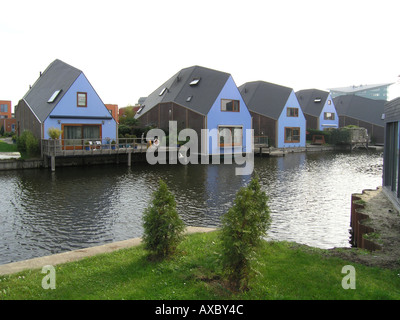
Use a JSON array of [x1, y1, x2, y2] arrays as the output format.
[[1, 0, 400, 112]]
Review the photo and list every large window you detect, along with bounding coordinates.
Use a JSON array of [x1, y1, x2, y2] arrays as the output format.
[[218, 126, 243, 147], [0, 104, 8, 113], [62, 124, 101, 147], [287, 107, 299, 117], [221, 99, 240, 112], [77, 92, 87, 107], [285, 127, 300, 143]]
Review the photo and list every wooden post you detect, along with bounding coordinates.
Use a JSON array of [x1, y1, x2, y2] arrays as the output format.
[[127, 151, 131, 167], [51, 155, 55, 172]]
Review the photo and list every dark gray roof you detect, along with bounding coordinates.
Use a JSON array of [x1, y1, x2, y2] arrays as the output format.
[[384, 97, 400, 122], [296, 89, 330, 117], [23, 59, 82, 122], [239, 81, 293, 120], [334, 95, 385, 127], [135, 65, 231, 118]]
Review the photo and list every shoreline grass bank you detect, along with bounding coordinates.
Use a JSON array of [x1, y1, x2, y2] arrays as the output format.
[[1, 231, 399, 300]]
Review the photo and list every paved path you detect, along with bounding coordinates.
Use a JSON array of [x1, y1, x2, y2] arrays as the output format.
[[0, 226, 217, 276], [0, 152, 20, 159]]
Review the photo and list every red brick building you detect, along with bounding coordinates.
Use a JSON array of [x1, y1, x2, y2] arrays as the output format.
[[0, 100, 16, 133], [105, 104, 119, 123]]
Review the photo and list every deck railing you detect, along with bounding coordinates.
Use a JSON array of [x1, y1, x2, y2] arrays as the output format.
[[41, 138, 147, 157], [254, 136, 269, 146]]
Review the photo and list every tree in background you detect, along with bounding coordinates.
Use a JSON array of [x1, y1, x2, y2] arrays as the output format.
[[142, 180, 185, 259], [118, 105, 138, 137], [220, 176, 271, 291]]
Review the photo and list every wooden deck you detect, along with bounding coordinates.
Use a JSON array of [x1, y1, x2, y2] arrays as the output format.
[[41, 138, 147, 171]]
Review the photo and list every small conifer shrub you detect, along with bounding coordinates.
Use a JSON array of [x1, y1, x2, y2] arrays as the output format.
[[142, 180, 185, 259], [220, 176, 271, 291]]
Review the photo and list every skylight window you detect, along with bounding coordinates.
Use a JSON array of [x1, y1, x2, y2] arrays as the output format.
[[136, 105, 144, 114], [159, 87, 167, 96], [48, 90, 61, 103], [189, 78, 201, 86], [186, 96, 193, 102], [314, 98, 322, 103]]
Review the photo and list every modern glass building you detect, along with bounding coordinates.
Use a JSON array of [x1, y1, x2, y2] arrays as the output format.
[[329, 83, 393, 101]]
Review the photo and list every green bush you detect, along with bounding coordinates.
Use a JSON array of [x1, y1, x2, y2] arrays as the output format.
[[17, 130, 40, 157], [329, 128, 351, 145], [47, 127, 62, 139], [220, 176, 271, 292], [142, 180, 185, 259], [307, 128, 351, 145]]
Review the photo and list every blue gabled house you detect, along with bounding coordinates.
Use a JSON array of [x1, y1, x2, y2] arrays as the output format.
[[135, 65, 252, 155], [16, 59, 117, 147], [295, 89, 339, 131], [239, 81, 306, 148]]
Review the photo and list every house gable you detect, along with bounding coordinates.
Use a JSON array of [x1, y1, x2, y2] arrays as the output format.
[[318, 93, 338, 130], [48, 73, 111, 120], [206, 75, 252, 154], [44, 72, 116, 140], [277, 90, 306, 148]]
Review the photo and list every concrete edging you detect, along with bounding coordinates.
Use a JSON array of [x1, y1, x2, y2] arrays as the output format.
[[0, 226, 217, 276]]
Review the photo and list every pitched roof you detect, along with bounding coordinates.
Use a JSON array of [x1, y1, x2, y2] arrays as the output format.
[[239, 81, 293, 120], [295, 89, 331, 117], [23, 59, 82, 122], [333, 95, 385, 127], [135, 65, 231, 118]]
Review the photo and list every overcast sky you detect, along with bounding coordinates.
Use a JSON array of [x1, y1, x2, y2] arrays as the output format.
[[1, 0, 400, 112]]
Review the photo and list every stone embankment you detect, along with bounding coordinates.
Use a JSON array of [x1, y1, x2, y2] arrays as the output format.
[[342, 187, 400, 269]]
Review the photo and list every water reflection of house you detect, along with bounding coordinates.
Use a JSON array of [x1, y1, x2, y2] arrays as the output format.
[[15, 59, 117, 145], [383, 97, 400, 209], [134, 65, 252, 155], [296, 89, 339, 131], [239, 81, 306, 148], [333, 95, 385, 145]]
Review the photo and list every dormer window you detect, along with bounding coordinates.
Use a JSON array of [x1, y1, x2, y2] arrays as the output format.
[[189, 78, 201, 86]]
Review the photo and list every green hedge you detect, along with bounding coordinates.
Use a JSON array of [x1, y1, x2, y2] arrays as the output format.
[[307, 128, 351, 145], [16, 130, 40, 157]]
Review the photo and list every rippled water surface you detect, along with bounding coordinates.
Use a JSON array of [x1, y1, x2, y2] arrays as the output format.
[[0, 150, 383, 264]]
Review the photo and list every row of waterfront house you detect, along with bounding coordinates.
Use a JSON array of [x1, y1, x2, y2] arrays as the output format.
[[12, 59, 387, 156], [4, 58, 400, 209]]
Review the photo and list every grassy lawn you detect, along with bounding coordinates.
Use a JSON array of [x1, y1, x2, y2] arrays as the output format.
[[1, 231, 399, 300], [0, 140, 18, 153]]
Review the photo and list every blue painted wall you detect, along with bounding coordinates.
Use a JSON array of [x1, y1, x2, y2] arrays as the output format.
[[206, 76, 252, 155], [318, 94, 339, 130], [44, 73, 117, 141], [277, 90, 306, 148]]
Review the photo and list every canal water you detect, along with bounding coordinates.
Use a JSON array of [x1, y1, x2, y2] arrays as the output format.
[[0, 150, 383, 265]]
